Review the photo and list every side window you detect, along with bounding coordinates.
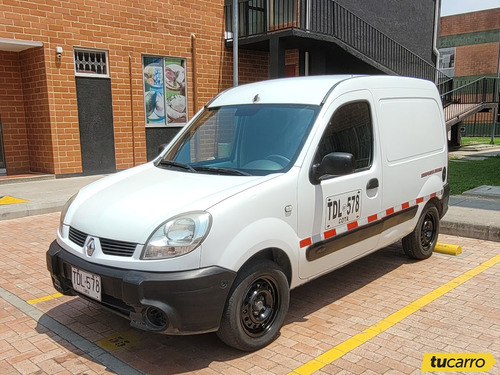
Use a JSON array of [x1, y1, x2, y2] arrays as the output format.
[[315, 101, 373, 171]]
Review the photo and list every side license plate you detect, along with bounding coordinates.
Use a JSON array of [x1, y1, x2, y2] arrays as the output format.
[[325, 190, 362, 229], [71, 266, 102, 301]]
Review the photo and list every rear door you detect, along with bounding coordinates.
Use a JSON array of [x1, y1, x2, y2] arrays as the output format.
[[297, 90, 382, 279]]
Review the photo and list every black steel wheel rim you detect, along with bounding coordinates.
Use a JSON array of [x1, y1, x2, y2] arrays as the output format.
[[240, 276, 280, 337], [420, 212, 436, 250]]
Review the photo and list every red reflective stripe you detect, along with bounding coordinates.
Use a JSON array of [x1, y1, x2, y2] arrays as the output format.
[[347, 221, 358, 230], [301, 190, 441, 249], [300, 238, 312, 248], [324, 228, 336, 239]]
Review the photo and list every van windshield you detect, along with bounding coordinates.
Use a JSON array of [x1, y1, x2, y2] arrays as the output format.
[[160, 104, 319, 176]]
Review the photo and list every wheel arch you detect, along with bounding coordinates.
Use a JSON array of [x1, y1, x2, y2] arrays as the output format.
[[428, 196, 442, 215], [417, 174, 447, 217], [238, 248, 292, 286]]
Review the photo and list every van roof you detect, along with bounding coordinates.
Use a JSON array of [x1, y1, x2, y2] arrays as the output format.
[[208, 75, 436, 107]]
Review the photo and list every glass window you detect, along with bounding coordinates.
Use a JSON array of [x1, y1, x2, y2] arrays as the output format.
[[314, 101, 373, 171], [162, 104, 319, 176], [438, 47, 455, 77]]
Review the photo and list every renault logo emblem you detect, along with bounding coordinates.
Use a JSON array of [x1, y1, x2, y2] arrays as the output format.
[[84, 237, 96, 257]]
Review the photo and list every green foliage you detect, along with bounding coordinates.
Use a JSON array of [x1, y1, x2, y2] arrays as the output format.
[[448, 155, 500, 195], [461, 137, 500, 146]]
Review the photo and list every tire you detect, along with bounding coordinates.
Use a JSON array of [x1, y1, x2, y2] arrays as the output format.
[[216, 259, 289, 351], [402, 204, 440, 260]]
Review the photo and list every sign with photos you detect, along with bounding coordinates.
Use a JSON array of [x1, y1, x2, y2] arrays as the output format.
[[143, 56, 187, 127]]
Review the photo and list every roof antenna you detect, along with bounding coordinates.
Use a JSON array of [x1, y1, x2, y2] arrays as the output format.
[[253, 94, 260, 103]]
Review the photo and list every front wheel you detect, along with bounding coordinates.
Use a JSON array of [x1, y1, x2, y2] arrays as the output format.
[[402, 204, 440, 260], [216, 259, 289, 351]]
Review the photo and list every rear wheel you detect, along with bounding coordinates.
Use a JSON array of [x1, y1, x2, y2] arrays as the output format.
[[402, 204, 440, 260], [217, 259, 289, 351]]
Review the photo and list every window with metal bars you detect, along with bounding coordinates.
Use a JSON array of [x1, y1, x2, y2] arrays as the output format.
[[74, 48, 109, 77]]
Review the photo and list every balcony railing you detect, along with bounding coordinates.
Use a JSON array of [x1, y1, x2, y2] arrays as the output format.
[[441, 77, 499, 124], [225, 0, 450, 86], [441, 77, 499, 107]]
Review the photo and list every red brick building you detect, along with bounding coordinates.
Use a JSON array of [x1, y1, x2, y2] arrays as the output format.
[[1, 0, 440, 176], [439, 8, 500, 137], [439, 8, 500, 83], [0, 0, 244, 176]]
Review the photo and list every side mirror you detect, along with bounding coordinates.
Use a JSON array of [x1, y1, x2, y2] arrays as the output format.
[[310, 152, 355, 184]]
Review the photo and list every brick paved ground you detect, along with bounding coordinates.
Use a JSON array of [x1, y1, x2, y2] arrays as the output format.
[[0, 212, 499, 374]]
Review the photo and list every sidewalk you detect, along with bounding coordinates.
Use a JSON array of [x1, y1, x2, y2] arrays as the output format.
[[0, 174, 104, 220], [1, 167, 499, 242], [442, 144, 500, 241]]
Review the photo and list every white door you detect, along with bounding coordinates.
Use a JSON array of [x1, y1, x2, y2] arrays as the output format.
[[297, 90, 382, 280]]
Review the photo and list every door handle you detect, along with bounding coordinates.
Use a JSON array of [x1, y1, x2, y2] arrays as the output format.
[[366, 178, 379, 190]]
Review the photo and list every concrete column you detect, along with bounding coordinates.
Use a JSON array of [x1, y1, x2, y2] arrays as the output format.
[[269, 37, 286, 78]]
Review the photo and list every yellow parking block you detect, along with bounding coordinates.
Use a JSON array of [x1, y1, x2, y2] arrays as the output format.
[[0, 195, 29, 205], [434, 242, 462, 256]]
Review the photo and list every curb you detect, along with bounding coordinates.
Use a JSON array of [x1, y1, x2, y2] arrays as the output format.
[[441, 219, 500, 242], [0, 202, 65, 221]]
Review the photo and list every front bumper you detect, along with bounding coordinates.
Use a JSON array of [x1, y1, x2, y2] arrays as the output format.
[[46, 240, 237, 335]]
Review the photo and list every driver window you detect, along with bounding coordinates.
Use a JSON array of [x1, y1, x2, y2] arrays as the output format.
[[315, 101, 373, 171]]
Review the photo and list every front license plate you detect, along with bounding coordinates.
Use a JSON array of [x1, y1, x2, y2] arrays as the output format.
[[325, 190, 362, 229], [71, 266, 102, 301]]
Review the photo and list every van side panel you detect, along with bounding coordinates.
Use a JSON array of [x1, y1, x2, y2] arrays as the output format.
[[376, 95, 447, 245], [379, 99, 445, 163]]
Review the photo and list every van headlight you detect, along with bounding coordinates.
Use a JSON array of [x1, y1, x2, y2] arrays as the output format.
[[142, 212, 212, 260]]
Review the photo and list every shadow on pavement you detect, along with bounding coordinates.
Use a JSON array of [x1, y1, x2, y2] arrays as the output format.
[[35, 243, 419, 374]]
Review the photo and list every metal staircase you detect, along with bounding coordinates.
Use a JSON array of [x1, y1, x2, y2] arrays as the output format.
[[224, 0, 499, 133], [440, 77, 499, 133]]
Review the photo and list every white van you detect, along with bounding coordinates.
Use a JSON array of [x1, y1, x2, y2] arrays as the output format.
[[47, 75, 449, 351]]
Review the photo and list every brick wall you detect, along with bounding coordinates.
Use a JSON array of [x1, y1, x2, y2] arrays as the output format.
[[285, 49, 299, 76], [0, 51, 29, 174], [0, 0, 233, 175], [238, 50, 270, 84], [221, 48, 300, 85], [440, 8, 500, 36], [455, 42, 500, 77], [21, 47, 55, 174]]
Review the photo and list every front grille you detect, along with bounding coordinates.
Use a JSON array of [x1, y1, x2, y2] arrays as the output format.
[[68, 227, 87, 247], [68, 227, 137, 257], [100, 238, 137, 257]]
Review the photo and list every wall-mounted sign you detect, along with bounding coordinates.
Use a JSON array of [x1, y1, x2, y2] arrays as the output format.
[[143, 56, 187, 127]]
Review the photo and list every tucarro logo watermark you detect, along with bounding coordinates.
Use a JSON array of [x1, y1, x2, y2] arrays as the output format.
[[421, 353, 495, 372]]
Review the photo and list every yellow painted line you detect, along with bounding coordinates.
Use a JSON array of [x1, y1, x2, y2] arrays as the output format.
[[289, 252, 500, 375], [98, 331, 139, 350], [0, 195, 29, 205], [27, 292, 63, 305]]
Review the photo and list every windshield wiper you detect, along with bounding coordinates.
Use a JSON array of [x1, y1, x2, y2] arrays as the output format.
[[158, 159, 197, 173], [193, 166, 251, 176]]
